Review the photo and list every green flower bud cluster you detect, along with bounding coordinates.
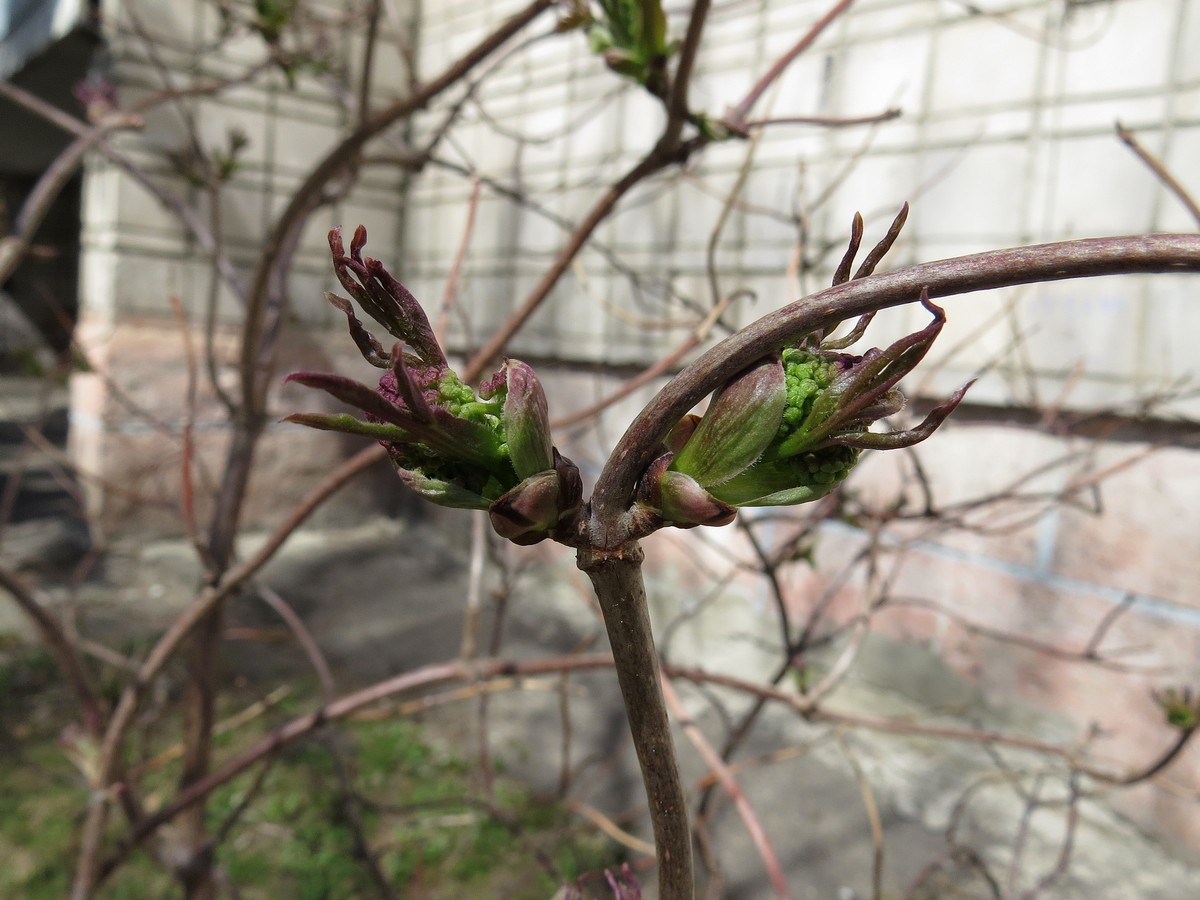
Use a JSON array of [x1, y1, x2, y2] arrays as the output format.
[[286, 226, 582, 545], [638, 299, 971, 528], [437, 372, 497, 420], [777, 349, 836, 444], [569, 0, 675, 89]]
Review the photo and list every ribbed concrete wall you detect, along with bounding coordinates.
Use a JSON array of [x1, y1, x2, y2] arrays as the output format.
[[60, 0, 1200, 856], [405, 0, 1200, 854]]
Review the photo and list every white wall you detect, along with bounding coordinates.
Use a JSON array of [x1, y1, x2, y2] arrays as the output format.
[[406, 0, 1200, 416]]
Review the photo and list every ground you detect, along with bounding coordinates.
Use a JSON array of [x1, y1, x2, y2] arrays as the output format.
[[4, 513, 1193, 897]]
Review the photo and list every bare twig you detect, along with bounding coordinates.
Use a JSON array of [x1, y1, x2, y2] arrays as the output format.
[[1018, 775, 1081, 900], [0, 566, 102, 734], [743, 109, 902, 130], [836, 734, 885, 900], [91, 649, 1195, 888], [661, 677, 793, 898], [242, 0, 556, 409], [663, 0, 714, 148], [461, 149, 692, 384], [725, 0, 857, 129], [1116, 121, 1200, 228], [256, 585, 336, 698], [436, 176, 483, 345], [0, 80, 249, 301], [168, 297, 213, 572], [564, 799, 657, 856], [0, 108, 140, 284]]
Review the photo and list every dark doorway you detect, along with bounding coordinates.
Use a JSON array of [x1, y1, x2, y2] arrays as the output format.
[[0, 25, 98, 369], [0, 22, 98, 571]]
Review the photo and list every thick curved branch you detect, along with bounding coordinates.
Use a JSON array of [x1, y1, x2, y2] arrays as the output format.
[[589, 233, 1200, 543]]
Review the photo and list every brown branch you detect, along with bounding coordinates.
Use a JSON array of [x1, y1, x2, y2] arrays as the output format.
[[168, 297, 214, 572], [69, 442, 384, 898], [461, 0, 802, 389], [662, 0, 713, 149], [1116, 121, 1200, 229], [91, 649, 1191, 888], [1112, 726, 1197, 787], [552, 284, 739, 430], [357, 0, 383, 126], [885, 595, 1164, 675], [0, 103, 139, 284], [579, 543, 694, 899], [242, 0, 555, 406], [257, 585, 336, 698], [589, 233, 1200, 541], [742, 109, 902, 130], [0, 80, 249, 301], [725, 0, 857, 128], [661, 676, 792, 898], [836, 734, 885, 900], [168, 32, 565, 831], [436, 176, 483, 345], [98, 655, 619, 883], [0, 566, 102, 734], [1018, 775, 1081, 900], [706, 133, 761, 311], [565, 799, 657, 856], [460, 149, 687, 384]]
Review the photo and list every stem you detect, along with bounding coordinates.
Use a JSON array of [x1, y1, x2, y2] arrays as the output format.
[[177, 419, 263, 898], [662, 0, 712, 149], [95, 652, 1183, 886], [461, 151, 683, 383], [726, 0, 856, 128], [577, 542, 694, 900], [0, 566, 102, 734], [1115, 122, 1200, 228], [589, 233, 1200, 538], [244, 0, 554, 403]]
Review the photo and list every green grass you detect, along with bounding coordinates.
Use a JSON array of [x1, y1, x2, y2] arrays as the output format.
[[0, 648, 622, 898]]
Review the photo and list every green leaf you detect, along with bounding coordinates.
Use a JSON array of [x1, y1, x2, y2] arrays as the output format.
[[671, 357, 786, 487], [282, 413, 408, 443]]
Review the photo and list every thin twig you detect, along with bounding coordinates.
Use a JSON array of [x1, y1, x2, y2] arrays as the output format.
[[0, 108, 140, 284], [242, 0, 556, 408], [661, 677, 793, 899], [564, 799, 657, 856], [742, 109, 901, 130], [169, 297, 214, 572], [256, 585, 336, 698], [836, 734, 885, 900], [1116, 121, 1200, 228], [725, 0, 857, 128], [0, 566, 102, 734], [1021, 776, 1081, 900], [436, 176, 482, 344], [461, 150, 691, 384], [92, 649, 1193, 888], [459, 511, 489, 661], [663, 0, 713, 148], [0, 80, 249, 301], [706, 133, 763, 312]]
